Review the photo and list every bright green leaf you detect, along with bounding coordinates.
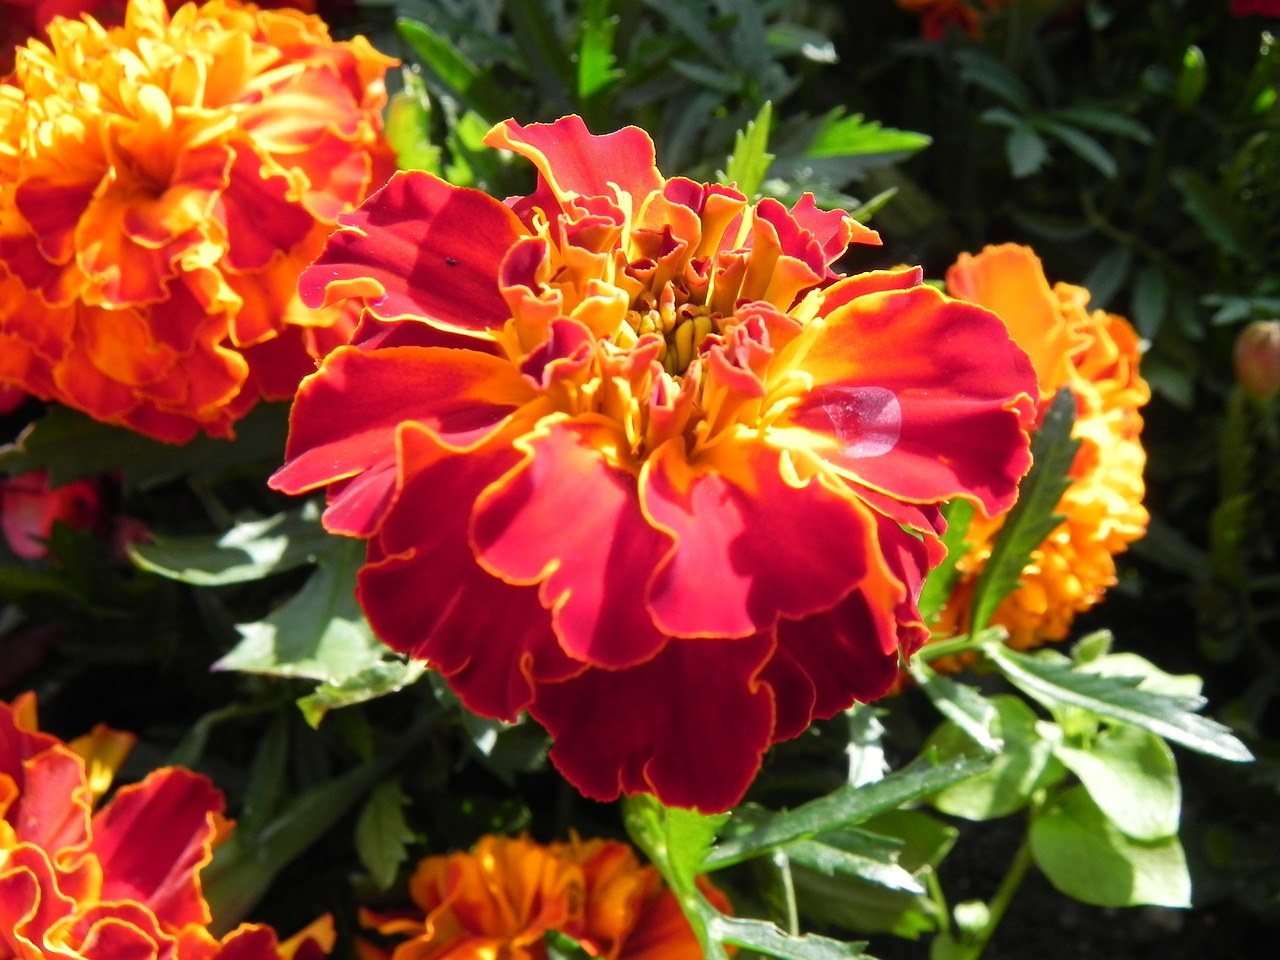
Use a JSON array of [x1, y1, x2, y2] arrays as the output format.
[[969, 388, 1078, 634], [297, 660, 429, 728], [577, 0, 622, 99], [1053, 725, 1181, 841], [546, 931, 596, 960], [1030, 786, 1191, 907], [724, 101, 774, 198], [709, 915, 871, 959], [917, 498, 975, 625], [385, 70, 442, 173], [909, 660, 1001, 754], [355, 779, 416, 890]]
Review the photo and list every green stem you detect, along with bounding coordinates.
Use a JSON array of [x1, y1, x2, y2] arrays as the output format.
[[953, 834, 1035, 960]]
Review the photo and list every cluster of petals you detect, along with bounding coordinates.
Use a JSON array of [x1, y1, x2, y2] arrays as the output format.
[[894, 0, 1011, 39], [0, 692, 334, 959], [0, 0, 395, 443], [1230, 0, 1280, 16], [0, 469, 103, 560], [932, 243, 1149, 649], [357, 834, 726, 960], [272, 115, 1038, 812]]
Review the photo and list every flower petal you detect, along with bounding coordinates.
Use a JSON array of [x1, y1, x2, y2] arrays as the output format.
[[472, 417, 671, 669], [358, 423, 580, 721], [269, 345, 537, 536], [530, 633, 777, 812], [641, 439, 877, 638], [88, 767, 223, 929], [298, 171, 524, 337], [784, 285, 1036, 517]]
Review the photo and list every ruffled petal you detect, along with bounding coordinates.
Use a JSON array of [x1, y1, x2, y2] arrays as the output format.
[[298, 171, 524, 336], [269, 345, 538, 536], [472, 417, 671, 669], [641, 439, 877, 639], [358, 424, 580, 721], [88, 767, 223, 929], [530, 632, 777, 813], [783, 285, 1036, 517]]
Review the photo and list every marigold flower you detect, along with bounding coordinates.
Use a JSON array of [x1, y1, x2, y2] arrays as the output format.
[[933, 243, 1149, 649], [1231, 0, 1280, 16], [895, 0, 1012, 38], [0, 692, 335, 959], [358, 834, 728, 960], [271, 115, 1037, 812], [1, 468, 102, 559], [0, 0, 395, 443]]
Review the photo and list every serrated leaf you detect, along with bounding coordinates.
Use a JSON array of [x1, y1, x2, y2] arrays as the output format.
[[704, 755, 990, 870], [1006, 124, 1049, 178], [128, 502, 333, 586], [969, 388, 1079, 634], [355, 779, 416, 890], [785, 829, 922, 894], [909, 659, 1002, 753], [983, 643, 1253, 762], [297, 659, 428, 728], [217, 538, 385, 683], [1030, 786, 1191, 907], [710, 915, 871, 959], [805, 109, 931, 160], [917, 498, 975, 625], [724, 101, 774, 197], [954, 48, 1031, 110]]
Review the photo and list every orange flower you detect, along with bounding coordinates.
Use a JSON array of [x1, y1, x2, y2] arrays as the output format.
[[358, 834, 728, 960], [0, 0, 395, 443], [934, 243, 1150, 648], [0, 692, 335, 959]]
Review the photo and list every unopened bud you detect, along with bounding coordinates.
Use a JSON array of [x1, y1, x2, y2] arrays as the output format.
[[1235, 319, 1280, 400]]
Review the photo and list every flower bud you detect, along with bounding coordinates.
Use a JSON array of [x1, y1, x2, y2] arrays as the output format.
[[1234, 320, 1280, 400]]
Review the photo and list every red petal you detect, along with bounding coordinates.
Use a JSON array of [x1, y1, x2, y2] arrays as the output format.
[[0, 845, 78, 955], [641, 440, 876, 638], [530, 633, 777, 812], [485, 116, 663, 220], [88, 767, 223, 929], [298, 171, 524, 336], [785, 285, 1036, 517], [472, 418, 671, 669], [358, 424, 580, 721], [269, 346, 536, 536]]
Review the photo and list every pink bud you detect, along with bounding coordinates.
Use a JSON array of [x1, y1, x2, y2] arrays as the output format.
[[1234, 320, 1280, 400]]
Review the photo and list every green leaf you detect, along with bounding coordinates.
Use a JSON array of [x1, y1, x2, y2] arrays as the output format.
[[954, 48, 1031, 110], [704, 755, 990, 870], [926, 696, 1065, 820], [983, 643, 1253, 762], [396, 18, 511, 121], [546, 931, 596, 960], [1006, 124, 1049, 178], [217, 538, 387, 683], [916, 498, 975, 625], [1082, 245, 1133, 310], [709, 915, 871, 959], [1049, 106, 1153, 144], [0, 402, 289, 491], [784, 828, 922, 893], [296, 659, 429, 728], [577, 0, 622, 99], [804, 110, 931, 161], [1131, 265, 1170, 340], [385, 70, 442, 173], [909, 659, 1001, 754], [1169, 168, 1254, 262], [128, 502, 333, 586], [1030, 786, 1191, 907], [1033, 118, 1118, 178], [724, 101, 774, 198], [969, 388, 1079, 634], [1052, 725, 1180, 841], [355, 779, 416, 890]]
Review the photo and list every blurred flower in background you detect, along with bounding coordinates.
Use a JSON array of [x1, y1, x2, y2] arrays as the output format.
[[0, 468, 102, 559], [357, 834, 728, 960], [1234, 319, 1280, 402], [0, 0, 395, 442], [0, 693, 335, 958], [932, 243, 1149, 649], [273, 114, 1038, 811], [1230, 0, 1280, 17]]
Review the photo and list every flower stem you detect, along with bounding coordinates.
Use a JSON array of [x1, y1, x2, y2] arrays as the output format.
[[952, 834, 1035, 960]]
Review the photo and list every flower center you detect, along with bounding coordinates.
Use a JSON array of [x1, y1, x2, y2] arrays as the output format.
[[625, 288, 721, 376]]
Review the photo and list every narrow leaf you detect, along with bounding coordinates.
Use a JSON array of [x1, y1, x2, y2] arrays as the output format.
[[710, 915, 871, 959], [969, 388, 1079, 634], [724, 101, 774, 197], [984, 643, 1254, 762], [916, 498, 975, 624], [909, 659, 1002, 753], [577, 0, 622, 99]]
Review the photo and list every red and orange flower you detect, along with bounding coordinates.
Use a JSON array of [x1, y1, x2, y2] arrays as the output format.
[[358, 834, 727, 960], [0, 468, 103, 559], [0, 0, 395, 443], [271, 115, 1038, 812], [895, 0, 1013, 39], [933, 243, 1149, 648], [0, 693, 333, 959]]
